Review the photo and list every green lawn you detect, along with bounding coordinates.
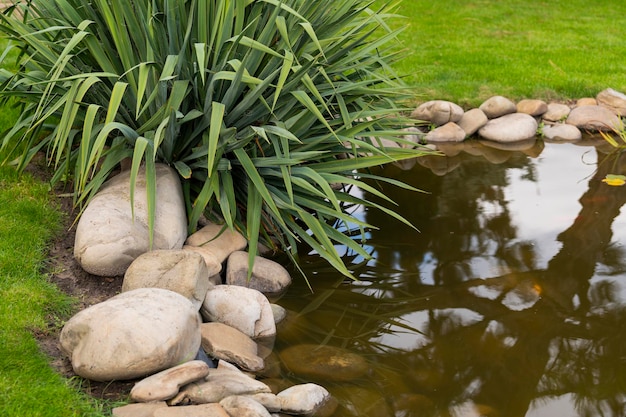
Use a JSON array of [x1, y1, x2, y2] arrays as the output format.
[[387, 0, 626, 107]]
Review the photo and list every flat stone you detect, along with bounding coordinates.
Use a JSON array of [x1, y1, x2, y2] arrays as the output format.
[[201, 285, 276, 339], [200, 322, 264, 372], [219, 395, 272, 417], [410, 100, 464, 126], [278, 383, 338, 417], [516, 99, 548, 116], [457, 108, 488, 136], [185, 223, 248, 264], [279, 344, 369, 382], [130, 360, 210, 402], [542, 124, 582, 141], [74, 164, 187, 276], [225, 251, 292, 296], [542, 103, 571, 122], [60, 288, 201, 381], [123, 250, 211, 310], [425, 122, 466, 143], [171, 368, 271, 404], [479, 96, 517, 118], [154, 404, 230, 417], [597, 88, 626, 116], [112, 402, 168, 417], [478, 113, 538, 142], [566, 105, 621, 131]]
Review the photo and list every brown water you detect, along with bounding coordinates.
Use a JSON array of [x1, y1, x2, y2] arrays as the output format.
[[275, 138, 626, 417]]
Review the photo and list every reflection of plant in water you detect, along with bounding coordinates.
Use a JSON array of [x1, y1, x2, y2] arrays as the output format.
[[600, 121, 626, 186]]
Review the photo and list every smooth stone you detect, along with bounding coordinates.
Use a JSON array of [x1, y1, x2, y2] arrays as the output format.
[[246, 393, 282, 412], [457, 108, 488, 136], [425, 122, 466, 143], [542, 124, 582, 141], [60, 288, 201, 381], [201, 285, 276, 339], [479, 96, 517, 118], [171, 368, 271, 404], [277, 383, 338, 417], [401, 126, 425, 147], [576, 97, 597, 106], [200, 322, 264, 372], [219, 395, 272, 417], [478, 113, 538, 142], [182, 245, 223, 285], [74, 164, 187, 276], [185, 223, 248, 264], [566, 105, 621, 131], [112, 402, 168, 417], [542, 103, 571, 122], [597, 88, 626, 116], [154, 404, 230, 417], [278, 344, 369, 382], [516, 99, 547, 116], [226, 251, 292, 295], [123, 250, 211, 310], [271, 304, 287, 324], [130, 360, 210, 402], [410, 100, 464, 126]]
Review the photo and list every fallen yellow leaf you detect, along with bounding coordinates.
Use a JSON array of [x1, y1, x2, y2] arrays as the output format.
[[602, 175, 626, 186]]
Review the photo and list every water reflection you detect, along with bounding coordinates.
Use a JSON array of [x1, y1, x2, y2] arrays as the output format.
[[276, 138, 626, 417]]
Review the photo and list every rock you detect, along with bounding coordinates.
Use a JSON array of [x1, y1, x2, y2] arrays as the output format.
[[410, 100, 464, 126], [185, 223, 248, 264], [200, 322, 264, 372], [219, 395, 272, 417], [478, 113, 538, 142], [277, 383, 338, 417], [60, 288, 201, 381], [245, 393, 282, 412], [577, 97, 597, 106], [74, 164, 187, 276], [401, 126, 425, 147], [278, 344, 369, 382], [112, 402, 168, 417], [479, 96, 517, 118], [542, 103, 571, 122], [425, 122, 466, 143], [457, 108, 488, 136], [271, 304, 287, 324], [516, 99, 548, 116], [566, 105, 621, 131], [154, 404, 230, 417], [123, 250, 211, 310], [130, 360, 210, 402], [182, 245, 223, 285], [171, 368, 272, 404], [225, 251, 292, 295], [201, 285, 276, 339], [597, 88, 626, 116], [542, 124, 582, 141]]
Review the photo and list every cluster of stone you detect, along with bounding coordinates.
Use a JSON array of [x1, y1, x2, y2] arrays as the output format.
[[65, 165, 341, 416], [404, 88, 626, 144]]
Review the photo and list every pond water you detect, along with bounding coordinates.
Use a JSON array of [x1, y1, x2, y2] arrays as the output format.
[[274, 138, 626, 417]]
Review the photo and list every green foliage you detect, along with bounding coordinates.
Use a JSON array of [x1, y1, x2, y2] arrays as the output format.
[[0, 0, 431, 278]]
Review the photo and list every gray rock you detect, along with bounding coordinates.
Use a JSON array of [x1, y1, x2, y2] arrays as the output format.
[[478, 113, 538, 142], [410, 100, 464, 126], [542, 103, 571, 122], [425, 122, 466, 143], [112, 402, 168, 417], [185, 223, 248, 264], [516, 99, 548, 116], [74, 164, 187, 276], [130, 360, 210, 402], [171, 368, 271, 404], [123, 250, 211, 310], [566, 105, 621, 131], [457, 108, 488, 136], [60, 288, 201, 381], [479, 96, 517, 118], [201, 285, 276, 339], [220, 396, 272, 417], [226, 251, 292, 295], [278, 344, 369, 382], [271, 304, 287, 324], [597, 88, 626, 116], [200, 322, 264, 372], [154, 404, 230, 417], [542, 124, 582, 141], [278, 383, 338, 417]]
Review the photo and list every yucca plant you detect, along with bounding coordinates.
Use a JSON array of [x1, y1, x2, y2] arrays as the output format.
[[0, 0, 431, 278]]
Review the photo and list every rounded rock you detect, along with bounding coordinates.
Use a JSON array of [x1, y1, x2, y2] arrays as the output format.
[[566, 105, 621, 131], [479, 96, 517, 118], [478, 113, 538, 142], [410, 100, 464, 126]]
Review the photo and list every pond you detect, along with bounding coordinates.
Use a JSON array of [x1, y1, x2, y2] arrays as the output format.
[[274, 137, 626, 417]]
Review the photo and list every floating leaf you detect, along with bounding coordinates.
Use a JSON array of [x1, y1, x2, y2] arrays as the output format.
[[602, 174, 626, 186]]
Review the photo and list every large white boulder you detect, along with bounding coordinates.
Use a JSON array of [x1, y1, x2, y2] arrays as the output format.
[[74, 164, 187, 276], [60, 288, 201, 381]]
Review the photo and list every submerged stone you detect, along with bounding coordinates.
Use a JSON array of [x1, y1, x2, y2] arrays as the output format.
[[278, 344, 369, 382]]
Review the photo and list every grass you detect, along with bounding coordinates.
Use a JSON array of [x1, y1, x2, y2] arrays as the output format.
[[385, 0, 626, 107]]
